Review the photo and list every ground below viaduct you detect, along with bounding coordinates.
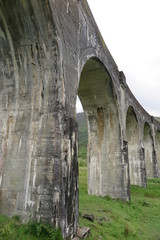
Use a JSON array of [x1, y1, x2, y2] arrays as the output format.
[[0, 0, 160, 239]]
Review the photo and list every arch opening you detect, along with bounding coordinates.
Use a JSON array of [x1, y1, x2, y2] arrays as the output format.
[[155, 130, 160, 177], [126, 106, 141, 185], [143, 122, 154, 178], [77, 57, 125, 199]]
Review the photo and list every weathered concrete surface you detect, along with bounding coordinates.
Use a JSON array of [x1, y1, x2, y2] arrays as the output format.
[[143, 122, 155, 178], [155, 131, 160, 176], [0, 0, 160, 239], [126, 106, 141, 185], [0, 1, 79, 238], [78, 59, 129, 200]]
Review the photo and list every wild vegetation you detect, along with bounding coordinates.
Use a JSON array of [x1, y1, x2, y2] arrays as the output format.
[[155, 117, 160, 123], [0, 215, 63, 240], [77, 112, 88, 161], [79, 166, 160, 240]]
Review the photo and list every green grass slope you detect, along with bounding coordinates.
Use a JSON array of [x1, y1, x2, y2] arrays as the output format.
[[76, 112, 88, 147], [79, 166, 160, 240], [76, 112, 88, 161], [155, 117, 160, 122]]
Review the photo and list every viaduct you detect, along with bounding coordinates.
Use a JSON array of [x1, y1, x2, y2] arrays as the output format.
[[0, 0, 160, 239]]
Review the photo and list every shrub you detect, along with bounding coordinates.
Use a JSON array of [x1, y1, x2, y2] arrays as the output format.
[[26, 222, 63, 240]]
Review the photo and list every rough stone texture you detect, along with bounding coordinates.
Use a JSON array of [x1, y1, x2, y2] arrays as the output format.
[[155, 131, 160, 176], [82, 214, 94, 222], [139, 147, 147, 188], [143, 122, 155, 178], [76, 227, 90, 239], [126, 106, 141, 186], [0, 0, 160, 239]]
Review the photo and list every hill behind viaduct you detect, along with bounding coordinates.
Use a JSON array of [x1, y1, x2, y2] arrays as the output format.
[[0, 0, 160, 239]]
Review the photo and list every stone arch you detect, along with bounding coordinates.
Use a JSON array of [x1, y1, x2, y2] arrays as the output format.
[[126, 106, 141, 185], [155, 130, 160, 177], [77, 57, 127, 199], [143, 122, 155, 178]]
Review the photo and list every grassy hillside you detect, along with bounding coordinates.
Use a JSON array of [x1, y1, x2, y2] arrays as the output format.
[[155, 117, 160, 122], [79, 166, 160, 240], [76, 112, 88, 160], [76, 112, 88, 147]]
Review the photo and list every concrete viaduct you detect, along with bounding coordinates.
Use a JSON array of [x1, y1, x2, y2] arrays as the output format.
[[0, 0, 160, 239]]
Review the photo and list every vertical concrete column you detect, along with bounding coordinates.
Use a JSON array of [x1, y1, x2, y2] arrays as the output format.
[[139, 147, 147, 187], [78, 58, 130, 201], [60, 114, 79, 239], [155, 131, 160, 177], [126, 106, 142, 186], [100, 109, 130, 200], [153, 150, 158, 178], [87, 110, 102, 196], [86, 108, 130, 200], [122, 140, 131, 200], [25, 112, 79, 238], [0, 111, 78, 239], [143, 123, 155, 178], [0, 3, 79, 237]]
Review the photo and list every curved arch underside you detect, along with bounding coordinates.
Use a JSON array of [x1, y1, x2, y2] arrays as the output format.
[[78, 58, 129, 200]]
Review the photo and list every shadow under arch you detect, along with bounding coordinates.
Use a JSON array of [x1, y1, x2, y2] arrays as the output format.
[[78, 57, 129, 200], [126, 106, 142, 186], [155, 130, 160, 177], [143, 122, 155, 178]]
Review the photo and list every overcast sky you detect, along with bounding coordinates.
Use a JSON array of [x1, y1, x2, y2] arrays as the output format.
[[77, 0, 160, 116]]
